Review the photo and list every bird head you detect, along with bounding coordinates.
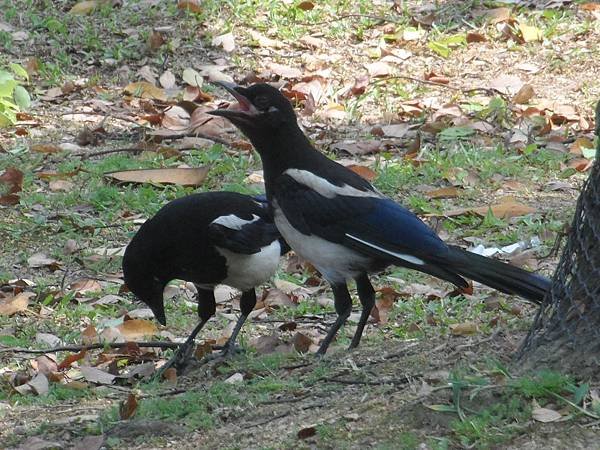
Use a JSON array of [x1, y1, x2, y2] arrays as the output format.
[[122, 259, 167, 326], [207, 82, 296, 135]]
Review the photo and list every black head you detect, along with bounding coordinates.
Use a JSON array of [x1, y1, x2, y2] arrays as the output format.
[[122, 247, 167, 326], [207, 83, 297, 135]]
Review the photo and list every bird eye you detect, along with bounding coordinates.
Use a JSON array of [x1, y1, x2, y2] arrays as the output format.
[[253, 96, 269, 110]]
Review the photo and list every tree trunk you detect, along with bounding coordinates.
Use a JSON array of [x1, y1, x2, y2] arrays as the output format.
[[517, 102, 600, 377]]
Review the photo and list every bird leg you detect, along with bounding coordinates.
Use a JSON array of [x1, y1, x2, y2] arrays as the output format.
[[157, 289, 216, 376], [316, 283, 353, 356], [349, 273, 375, 349], [221, 289, 256, 356]]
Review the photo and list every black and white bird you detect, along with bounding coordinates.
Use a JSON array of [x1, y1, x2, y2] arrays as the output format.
[[122, 191, 286, 368], [208, 82, 551, 355]]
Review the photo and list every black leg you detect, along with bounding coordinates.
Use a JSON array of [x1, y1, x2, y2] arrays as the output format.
[[349, 273, 375, 349], [222, 289, 256, 356], [316, 282, 353, 356], [158, 289, 216, 375]]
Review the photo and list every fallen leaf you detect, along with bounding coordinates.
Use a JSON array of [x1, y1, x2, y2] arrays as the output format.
[[81, 324, 98, 345], [147, 30, 165, 52], [333, 140, 382, 155], [489, 75, 524, 96], [518, 22, 543, 42], [443, 197, 535, 219], [28, 373, 49, 396], [123, 82, 167, 101], [117, 319, 158, 340], [80, 366, 116, 385], [34, 355, 58, 375], [466, 32, 486, 43], [450, 322, 479, 336], [248, 30, 283, 48], [0, 292, 33, 316], [293, 332, 312, 353], [425, 186, 460, 199], [182, 67, 203, 87], [569, 137, 594, 156], [532, 406, 561, 422], [105, 167, 209, 186], [297, 0, 315, 10], [69, 1, 98, 14], [298, 425, 317, 439], [49, 179, 75, 192], [365, 61, 392, 77], [263, 288, 296, 308], [27, 252, 59, 268], [269, 63, 302, 79], [346, 164, 377, 181], [159, 70, 176, 89], [30, 143, 61, 154], [178, 0, 202, 13], [380, 123, 410, 138], [119, 393, 138, 420], [474, 7, 511, 24], [162, 368, 178, 383], [212, 32, 235, 52], [58, 349, 87, 370], [0, 167, 23, 205], [512, 84, 534, 104], [225, 372, 244, 384]]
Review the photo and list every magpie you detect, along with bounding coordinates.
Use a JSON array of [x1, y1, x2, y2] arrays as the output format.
[[122, 191, 286, 369], [208, 82, 552, 355]]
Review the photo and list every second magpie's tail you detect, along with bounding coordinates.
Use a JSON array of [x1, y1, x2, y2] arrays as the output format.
[[443, 246, 551, 304]]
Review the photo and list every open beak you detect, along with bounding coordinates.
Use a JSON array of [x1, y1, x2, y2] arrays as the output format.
[[207, 81, 259, 120]]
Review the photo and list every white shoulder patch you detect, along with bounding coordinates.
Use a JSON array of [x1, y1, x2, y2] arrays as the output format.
[[211, 214, 260, 230], [345, 233, 425, 266], [284, 168, 380, 199]]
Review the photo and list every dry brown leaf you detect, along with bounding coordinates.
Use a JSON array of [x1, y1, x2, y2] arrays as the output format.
[[70, 279, 102, 295], [449, 322, 479, 335], [569, 137, 594, 155], [0, 167, 23, 205], [28, 373, 49, 396], [119, 393, 138, 420], [293, 332, 312, 353], [123, 82, 167, 101], [297, 0, 315, 10], [178, 0, 202, 13], [299, 35, 325, 48], [372, 287, 398, 324], [466, 32, 487, 43], [298, 425, 317, 439], [162, 367, 178, 383], [346, 164, 377, 181], [117, 319, 158, 340], [263, 289, 296, 308], [568, 157, 593, 172], [512, 84, 534, 104], [0, 292, 33, 316], [105, 167, 209, 186], [425, 186, 460, 199], [582, 3, 600, 11], [443, 197, 535, 219], [30, 143, 61, 154], [81, 324, 98, 345], [58, 349, 87, 370], [333, 140, 381, 155]]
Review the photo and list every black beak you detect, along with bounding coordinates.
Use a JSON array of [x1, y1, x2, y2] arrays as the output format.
[[149, 303, 167, 326], [207, 81, 259, 120]]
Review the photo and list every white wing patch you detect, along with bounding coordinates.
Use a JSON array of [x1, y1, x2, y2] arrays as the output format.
[[345, 233, 425, 266], [284, 168, 380, 199], [211, 214, 260, 230]]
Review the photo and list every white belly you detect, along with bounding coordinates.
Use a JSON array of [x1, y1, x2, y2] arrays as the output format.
[[217, 240, 281, 291], [273, 206, 372, 284]]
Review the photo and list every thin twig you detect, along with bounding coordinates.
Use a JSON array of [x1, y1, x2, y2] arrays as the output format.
[[73, 147, 145, 159]]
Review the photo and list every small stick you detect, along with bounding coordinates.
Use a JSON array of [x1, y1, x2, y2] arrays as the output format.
[[0, 341, 220, 354]]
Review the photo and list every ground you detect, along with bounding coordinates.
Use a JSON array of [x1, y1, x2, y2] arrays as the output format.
[[1, 0, 600, 449]]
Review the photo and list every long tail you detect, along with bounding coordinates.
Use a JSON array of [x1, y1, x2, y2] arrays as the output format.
[[442, 246, 551, 304]]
